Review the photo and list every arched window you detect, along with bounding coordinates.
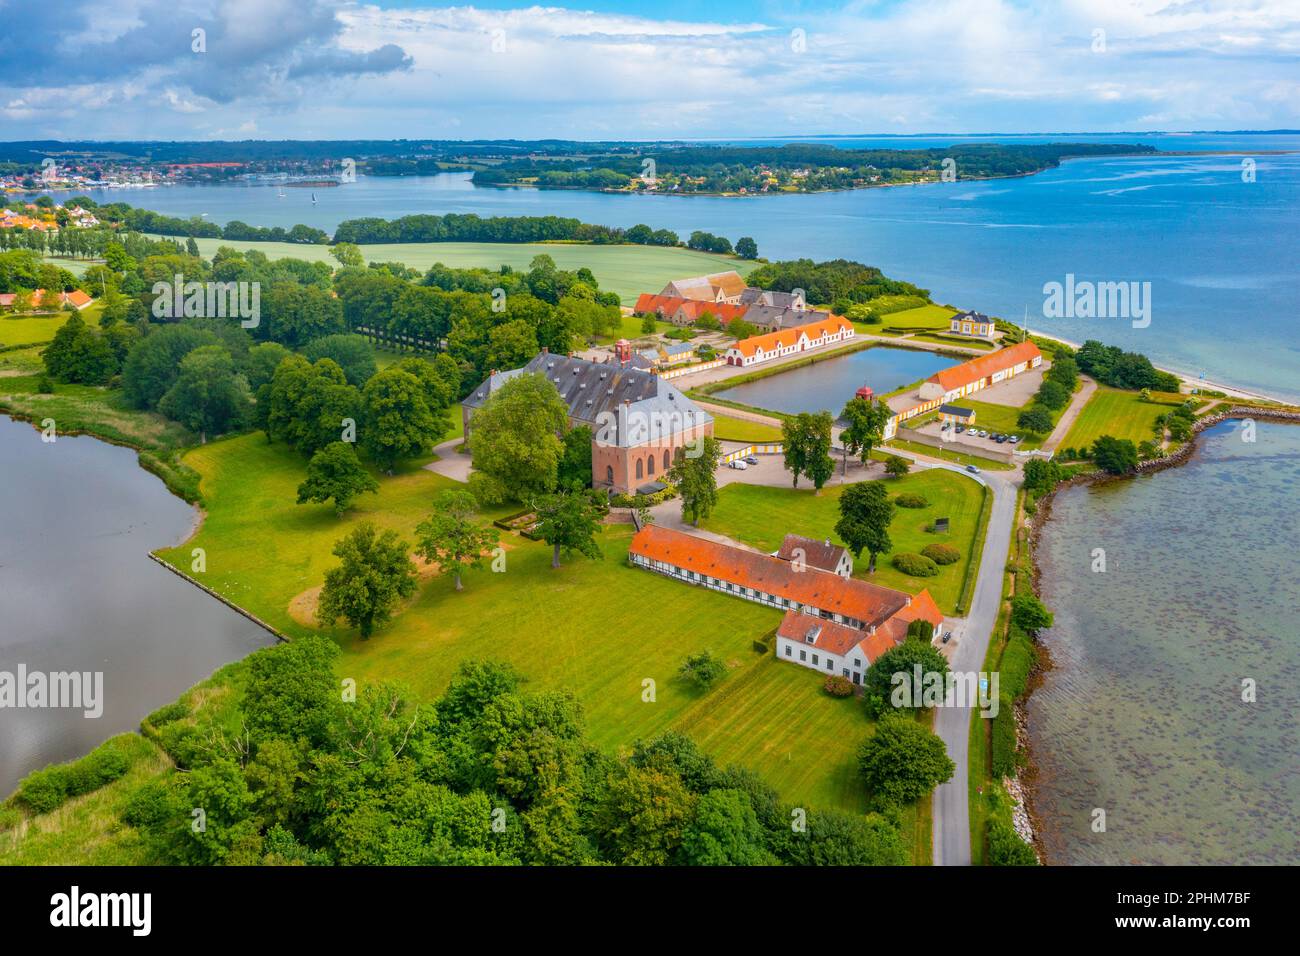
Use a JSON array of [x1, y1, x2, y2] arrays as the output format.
[[663, 449, 671, 471], [606, 465, 614, 484], [647, 455, 655, 476], [636, 459, 643, 480]]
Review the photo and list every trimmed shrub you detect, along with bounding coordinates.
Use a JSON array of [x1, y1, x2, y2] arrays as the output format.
[[906, 619, 935, 642], [891, 552, 939, 577], [824, 675, 854, 697], [921, 543, 960, 565], [990, 695, 1018, 777], [894, 493, 928, 508], [988, 819, 1038, 865], [122, 780, 175, 828], [16, 767, 68, 813]]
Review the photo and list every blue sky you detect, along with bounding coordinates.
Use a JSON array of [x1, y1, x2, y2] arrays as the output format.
[[2, 1, 1297, 140]]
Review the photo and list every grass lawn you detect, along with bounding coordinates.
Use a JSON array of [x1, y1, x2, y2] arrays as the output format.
[[0, 303, 102, 349], [699, 470, 985, 613], [598, 312, 675, 343], [154, 435, 890, 819], [1060, 386, 1184, 450], [879, 304, 958, 332], [185, 237, 754, 306], [710, 411, 783, 443], [911, 332, 993, 351]]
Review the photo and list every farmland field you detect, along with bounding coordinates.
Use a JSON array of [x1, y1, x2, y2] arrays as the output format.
[[183, 237, 754, 305]]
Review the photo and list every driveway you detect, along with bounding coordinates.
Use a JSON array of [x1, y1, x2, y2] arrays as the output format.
[[1040, 375, 1097, 453]]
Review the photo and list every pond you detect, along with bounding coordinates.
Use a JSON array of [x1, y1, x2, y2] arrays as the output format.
[[711, 345, 954, 416], [0, 415, 276, 796]]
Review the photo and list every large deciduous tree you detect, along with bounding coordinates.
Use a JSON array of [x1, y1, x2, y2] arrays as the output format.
[[316, 522, 417, 639], [158, 344, 250, 443], [835, 480, 894, 573], [360, 366, 446, 474], [839, 396, 891, 474], [414, 489, 501, 591], [667, 436, 722, 526], [782, 411, 835, 490], [467, 372, 568, 504], [533, 489, 603, 569], [296, 441, 379, 516], [856, 714, 955, 807]]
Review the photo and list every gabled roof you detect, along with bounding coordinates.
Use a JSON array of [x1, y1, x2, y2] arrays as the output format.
[[661, 271, 747, 301], [629, 525, 911, 628], [776, 534, 849, 574], [729, 315, 852, 359], [938, 404, 975, 419], [634, 293, 689, 315], [670, 300, 749, 324], [928, 340, 1042, 392], [951, 310, 992, 324], [743, 305, 828, 330], [777, 611, 869, 657]]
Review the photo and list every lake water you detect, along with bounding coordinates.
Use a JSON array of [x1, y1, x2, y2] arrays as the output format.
[[0, 416, 275, 795], [712, 345, 952, 416], [52, 131, 1300, 402], [1028, 420, 1300, 865]]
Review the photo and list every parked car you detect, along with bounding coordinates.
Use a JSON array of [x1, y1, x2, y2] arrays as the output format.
[[965, 464, 981, 474], [941, 421, 951, 430], [743, 455, 759, 465], [1009, 435, 1020, 444], [942, 631, 953, 644], [996, 434, 1008, 443], [728, 459, 748, 470], [955, 425, 965, 434]]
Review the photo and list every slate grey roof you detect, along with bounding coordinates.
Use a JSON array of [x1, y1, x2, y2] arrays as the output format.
[[463, 352, 711, 448], [739, 288, 804, 310], [938, 404, 975, 418], [951, 310, 992, 324], [743, 305, 828, 331]]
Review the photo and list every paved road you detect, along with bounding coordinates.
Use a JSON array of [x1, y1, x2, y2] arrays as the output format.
[[929, 463, 1019, 866]]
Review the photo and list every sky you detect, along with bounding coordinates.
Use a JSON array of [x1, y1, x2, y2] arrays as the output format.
[[1, 0, 1297, 141]]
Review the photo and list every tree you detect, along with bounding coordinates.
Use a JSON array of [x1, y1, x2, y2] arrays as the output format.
[[734, 236, 759, 260], [557, 425, 593, 490], [593, 766, 695, 866], [839, 396, 891, 473], [835, 480, 893, 573], [296, 441, 379, 516], [857, 714, 955, 806], [533, 490, 603, 568], [467, 372, 568, 504], [863, 637, 950, 710], [360, 366, 446, 474], [640, 313, 657, 334], [988, 819, 1039, 865], [1092, 435, 1139, 474], [1036, 378, 1070, 410], [414, 489, 501, 591], [679, 650, 727, 689], [122, 324, 216, 409], [158, 345, 250, 442], [1017, 405, 1053, 434], [884, 454, 911, 478], [303, 334, 377, 387], [1022, 458, 1063, 495], [329, 242, 365, 268], [782, 411, 834, 490], [317, 522, 417, 638], [667, 436, 722, 526], [728, 318, 758, 341], [41, 313, 117, 384], [776, 809, 908, 866], [678, 789, 772, 865], [1010, 592, 1054, 634]]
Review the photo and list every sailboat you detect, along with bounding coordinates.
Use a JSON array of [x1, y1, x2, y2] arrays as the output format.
[[311, 191, 317, 205]]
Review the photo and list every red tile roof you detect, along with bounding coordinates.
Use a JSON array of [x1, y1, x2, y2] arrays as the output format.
[[634, 293, 688, 315], [629, 525, 913, 628], [777, 611, 870, 657], [672, 300, 749, 324], [929, 340, 1042, 393]]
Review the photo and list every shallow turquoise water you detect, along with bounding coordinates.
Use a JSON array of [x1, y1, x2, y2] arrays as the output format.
[[1028, 421, 1300, 864]]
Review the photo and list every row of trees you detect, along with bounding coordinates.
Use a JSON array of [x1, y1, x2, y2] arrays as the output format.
[[745, 257, 930, 314], [1017, 352, 1080, 434]]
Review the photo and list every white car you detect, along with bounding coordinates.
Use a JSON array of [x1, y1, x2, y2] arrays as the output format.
[[728, 459, 748, 470]]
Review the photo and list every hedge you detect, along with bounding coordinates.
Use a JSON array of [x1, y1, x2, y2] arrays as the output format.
[[16, 744, 131, 813], [895, 493, 928, 508], [921, 543, 960, 565], [990, 694, 1018, 777], [891, 552, 939, 577]]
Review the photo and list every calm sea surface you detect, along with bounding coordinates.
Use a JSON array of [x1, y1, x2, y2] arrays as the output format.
[[1029, 421, 1300, 864], [0, 416, 275, 795], [56, 132, 1300, 401]]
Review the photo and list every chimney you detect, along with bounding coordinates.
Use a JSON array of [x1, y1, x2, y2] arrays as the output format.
[[541, 346, 548, 354]]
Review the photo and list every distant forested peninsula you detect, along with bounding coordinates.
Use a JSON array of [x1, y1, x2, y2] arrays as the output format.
[[468, 142, 1157, 195]]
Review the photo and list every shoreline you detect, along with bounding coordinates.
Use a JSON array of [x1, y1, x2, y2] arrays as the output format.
[[1025, 327, 1291, 405], [1014, 406, 1300, 863]]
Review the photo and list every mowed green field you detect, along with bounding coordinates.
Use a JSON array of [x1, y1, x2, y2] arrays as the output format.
[[0, 303, 102, 348], [880, 304, 958, 331], [1061, 386, 1185, 449], [710, 411, 784, 443], [155, 434, 882, 815], [700, 469, 986, 613], [185, 237, 754, 306]]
